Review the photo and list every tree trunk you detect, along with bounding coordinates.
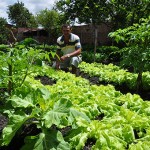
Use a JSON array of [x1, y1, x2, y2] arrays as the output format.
[[136, 71, 143, 93], [94, 26, 98, 62]]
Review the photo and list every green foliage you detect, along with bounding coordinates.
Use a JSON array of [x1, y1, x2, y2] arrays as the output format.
[[97, 46, 121, 62], [1, 61, 150, 149], [108, 0, 150, 29], [96, 46, 119, 53], [79, 61, 150, 91], [1, 86, 72, 149], [82, 46, 120, 63], [19, 38, 39, 47], [55, 0, 149, 29], [0, 44, 9, 52], [21, 129, 70, 150], [36, 9, 60, 30], [0, 44, 53, 94], [1, 73, 91, 149], [55, 0, 109, 25], [109, 17, 150, 91], [36, 44, 57, 52], [109, 17, 150, 72], [36, 9, 62, 42], [82, 51, 103, 63], [27, 15, 38, 28], [7, 1, 33, 27], [0, 18, 8, 44]]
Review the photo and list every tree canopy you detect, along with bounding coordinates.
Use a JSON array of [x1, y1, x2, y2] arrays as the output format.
[[55, 0, 150, 29], [36, 9, 61, 31], [36, 9, 63, 43], [7, 1, 37, 27], [0, 17, 8, 44], [55, 0, 109, 25]]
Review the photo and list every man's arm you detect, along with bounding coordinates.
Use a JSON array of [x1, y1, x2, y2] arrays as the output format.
[[61, 48, 81, 61]]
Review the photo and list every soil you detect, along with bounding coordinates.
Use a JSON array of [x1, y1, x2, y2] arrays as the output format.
[[0, 69, 149, 150]]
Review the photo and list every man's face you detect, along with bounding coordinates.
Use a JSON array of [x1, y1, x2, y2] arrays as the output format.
[[62, 26, 71, 37]]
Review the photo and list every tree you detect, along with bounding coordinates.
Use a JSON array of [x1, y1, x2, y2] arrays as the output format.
[[27, 15, 38, 28], [55, 0, 109, 25], [107, 0, 150, 30], [0, 17, 8, 44], [55, 0, 149, 29], [36, 9, 62, 43], [0, 17, 18, 45], [7, 1, 33, 27], [109, 17, 150, 92]]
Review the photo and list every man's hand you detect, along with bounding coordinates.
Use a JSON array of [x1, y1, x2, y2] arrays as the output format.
[[60, 55, 68, 61]]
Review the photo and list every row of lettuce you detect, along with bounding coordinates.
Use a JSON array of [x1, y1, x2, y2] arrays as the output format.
[[1, 63, 150, 149], [79, 61, 150, 91]]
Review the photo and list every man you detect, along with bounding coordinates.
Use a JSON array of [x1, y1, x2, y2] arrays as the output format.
[[55, 24, 82, 75]]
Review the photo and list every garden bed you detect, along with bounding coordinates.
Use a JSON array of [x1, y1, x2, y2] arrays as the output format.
[[0, 69, 149, 150]]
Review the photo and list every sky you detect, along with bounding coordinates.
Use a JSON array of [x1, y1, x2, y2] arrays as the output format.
[[0, 0, 57, 22]]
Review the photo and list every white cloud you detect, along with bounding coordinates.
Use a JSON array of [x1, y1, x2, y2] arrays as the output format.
[[23, 0, 56, 14], [0, 0, 14, 19], [0, 0, 57, 22]]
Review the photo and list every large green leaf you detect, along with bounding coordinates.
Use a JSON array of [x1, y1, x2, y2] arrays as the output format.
[[68, 108, 90, 127], [43, 99, 72, 128], [21, 129, 70, 150], [36, 87, 52, 110], [9, 95, 34, 108], [37, 87, 51, 100], [2, 111, 30, 146]]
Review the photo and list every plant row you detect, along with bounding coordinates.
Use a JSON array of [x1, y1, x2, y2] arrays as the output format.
[[79, 61, 150, 91], [1, 64, 150, 149]]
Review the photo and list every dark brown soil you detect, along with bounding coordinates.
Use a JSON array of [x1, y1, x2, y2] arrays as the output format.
[[0, 114, 8, 133], [0, 69, 149, 150], [83, 138, 96, 150], [34, 75, 56, 85]]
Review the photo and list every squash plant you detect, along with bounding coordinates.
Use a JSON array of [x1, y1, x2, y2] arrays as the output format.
[[109, 17, 150, 92], [1, 82, 71, 149], [0, 72, 91, 150], [0, 43, 52, 96]]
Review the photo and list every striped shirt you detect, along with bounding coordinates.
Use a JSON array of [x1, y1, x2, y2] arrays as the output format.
[[57, 33, 81, 55]]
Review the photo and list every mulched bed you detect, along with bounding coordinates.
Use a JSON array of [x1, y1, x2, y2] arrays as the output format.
[[0, 69, 149, 150]]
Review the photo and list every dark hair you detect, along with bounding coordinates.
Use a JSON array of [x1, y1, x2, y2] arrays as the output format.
[[61, 24, 72, 29]]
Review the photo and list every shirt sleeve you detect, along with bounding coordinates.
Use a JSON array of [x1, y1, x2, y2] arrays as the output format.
[[57, 37, 61, 51], [75, 37, 81, 50]]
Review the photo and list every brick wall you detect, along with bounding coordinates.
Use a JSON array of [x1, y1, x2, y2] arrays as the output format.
[[15, 24, 112, 45], [72, 23, 112, 45]]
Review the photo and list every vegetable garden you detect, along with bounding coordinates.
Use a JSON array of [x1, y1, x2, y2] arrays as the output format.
[[0, 40, 150, 150], [0, 16, 150, 150]]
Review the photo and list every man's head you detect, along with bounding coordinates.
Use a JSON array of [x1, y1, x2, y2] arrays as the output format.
[[61, 24, 72, 37]]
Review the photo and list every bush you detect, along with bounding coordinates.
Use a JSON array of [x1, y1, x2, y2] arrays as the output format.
[[0, 44, 9, 52], [81, 45, 121, 64]]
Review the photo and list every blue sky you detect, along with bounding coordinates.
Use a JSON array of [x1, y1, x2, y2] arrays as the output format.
[[0, 0, 56, 22]]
